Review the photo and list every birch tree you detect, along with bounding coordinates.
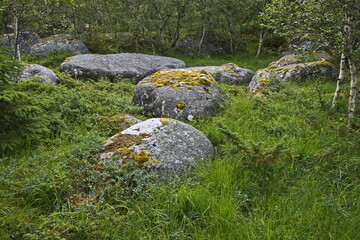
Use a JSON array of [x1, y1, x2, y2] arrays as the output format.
[[260, 0, 360, 125]]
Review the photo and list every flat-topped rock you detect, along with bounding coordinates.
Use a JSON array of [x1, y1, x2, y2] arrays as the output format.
[[133, 69, 225, 120], [59, 53, 186, 82], [187, 63, 254, 85], [100, 118, 214, 178], [21, 63, 58, 84]]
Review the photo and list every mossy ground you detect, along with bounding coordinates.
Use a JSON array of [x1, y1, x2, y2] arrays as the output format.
[[1, 52, 359, 240]]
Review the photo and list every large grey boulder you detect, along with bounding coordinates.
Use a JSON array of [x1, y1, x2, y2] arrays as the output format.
[[59, 53, 186, 82], [100, 118, 214, 178], [30, 35, 90, 58], [249, 54, 336, 92], [187, 63, 254, 85], [0, 32, 41, 54], [21, 63, 58, 84], [133, 69, 225, 120]]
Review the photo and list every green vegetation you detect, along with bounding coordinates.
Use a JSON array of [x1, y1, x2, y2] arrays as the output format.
[[1, 50, 359, 239]]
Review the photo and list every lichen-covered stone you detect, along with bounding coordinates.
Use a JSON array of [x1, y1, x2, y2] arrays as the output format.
[[100, 118, 214, 178], [30, 36, 90, 58], [133, 69, 225, 120], [20, 63, 58, 84], [249, 54, 336, 92], [59, 53, 186, 82], [187, 63, 254, 85]]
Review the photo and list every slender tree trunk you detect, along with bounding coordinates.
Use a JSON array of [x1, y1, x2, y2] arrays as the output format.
[[344, 0, 358, 126], [331, 52, 346, 110], [13, 14, 21, 61], [256, 27, 264, 57], [198, 25, 206, 54], [348, 56, 357, 124]]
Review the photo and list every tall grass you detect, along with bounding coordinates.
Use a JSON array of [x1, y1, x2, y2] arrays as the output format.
[[0, 53, 359, 239]]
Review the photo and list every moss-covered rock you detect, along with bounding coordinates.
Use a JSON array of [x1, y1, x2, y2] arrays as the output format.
[[133, 69, 225, 120], [100, 118, 214, 178], [249, 54, 336, 92]]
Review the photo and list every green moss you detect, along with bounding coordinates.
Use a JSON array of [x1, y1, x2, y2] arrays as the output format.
[[140, 69, 215, 89]]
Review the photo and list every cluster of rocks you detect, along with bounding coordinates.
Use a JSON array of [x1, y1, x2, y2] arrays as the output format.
[[2, 31, 338, 179]]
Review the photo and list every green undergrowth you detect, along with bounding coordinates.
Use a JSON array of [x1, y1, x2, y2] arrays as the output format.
[[175, 52, 278, 72], [1, 55, 360, 239], [22, 50, 75, 71]]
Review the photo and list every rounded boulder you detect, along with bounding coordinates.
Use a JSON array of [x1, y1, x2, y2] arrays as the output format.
[[100, 118, 214, 178], [133, 69, 225, 120], [21, 63, 58, 84]]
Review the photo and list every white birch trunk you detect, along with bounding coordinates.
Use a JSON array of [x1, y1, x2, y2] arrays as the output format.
[[14, 14, 21, 61], [348, 56, 357, 123], [256, 28, 264, 57], [331, 53, 346, 110]]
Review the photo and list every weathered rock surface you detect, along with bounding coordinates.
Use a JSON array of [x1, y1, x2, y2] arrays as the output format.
[[21, 63, 58, 84], [187, 63, 254, 85], [249, 54, 336, 92], [0, 32, 41, 54], [100, 118, 214, 178], [59, 53, 186, 82], [133, 69, 225, 120], [30, 35, 90, 58]]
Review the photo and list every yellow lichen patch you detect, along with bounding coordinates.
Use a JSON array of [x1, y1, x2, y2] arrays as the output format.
[[259, 77, 270, 87], [143, 160, 161, 165], [222, 63, 239, 68], [104, 133, 150, 153], [160, 118, 175, 125], [272, 67, 291, 73], [25, 65, 32, 68], [309, 61, 333, 67], [224, 70, 236, 73], [134, 150, 151, 162], [140, 69, 215, 89], [103, 133, 154, 168], [176, 102, 186, 110]]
